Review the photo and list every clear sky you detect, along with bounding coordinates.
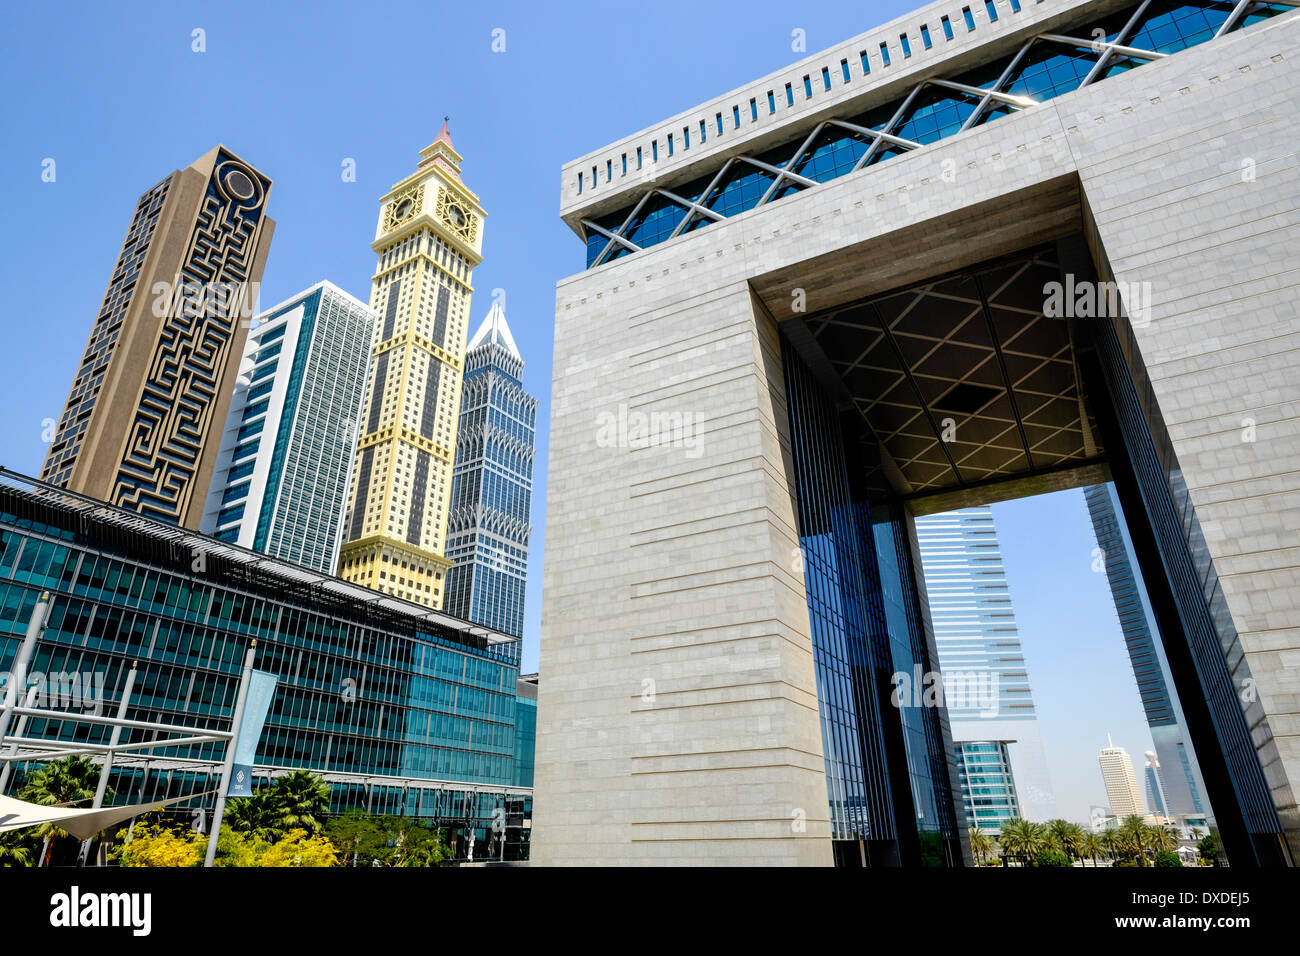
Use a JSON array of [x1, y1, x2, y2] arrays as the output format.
[[0, 0, 1163, 824]]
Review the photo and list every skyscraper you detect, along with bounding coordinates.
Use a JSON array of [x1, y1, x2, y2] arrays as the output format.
[[339, 121, 486, 608], [954, 740, 1022, 835], [914, 506, 1056, 821], [1084, 482, 1208, 818], [443, 301, 537, 638], [200, 282, 375, 573], [1145, 753, 1169, 820], [40, 146, 275, 529], [1099, 734, 1145, 819]]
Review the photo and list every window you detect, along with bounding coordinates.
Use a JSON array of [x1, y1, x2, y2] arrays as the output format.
[[667, 133, 673, 156], [963, 5, 976, 30], [785, 83, 794, 106], [1010, 0, 1021, 10], [636, 146, 642, 169], [716, 112, 723, 135], [900, 33, 912, 57], [985, 0, 999, 22], [606, 159, 612, 180], [733, 105, 741, 128], [840, 57, 851, 83], [621, 153, 627, 176], [921, 23, 933, 48], [651, 140, 658, 162], [767, 90, 775, 113], [859, 50, 871, 74], [880, 41, 891, 66], [750, 97, 758, 121]]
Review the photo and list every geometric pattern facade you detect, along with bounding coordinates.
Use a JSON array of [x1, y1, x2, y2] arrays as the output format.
[[38, 146, 275, 530], [577, 0, 1298, 269]]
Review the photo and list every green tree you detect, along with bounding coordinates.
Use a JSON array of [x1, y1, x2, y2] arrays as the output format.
[[224, 791, 281, 842], [1079, 831, 1103, 867], [1197, 833, 1220, 866], [323, 811, 452, 867], [1034, 848, 1071, 867], [998, 819, 1045, 868], [17, 755, 106, 866], [1154, 850, 1183, 867], [269, 771, 331, 836], [969, 828, 994, 865], [0, 830, 36, 867]]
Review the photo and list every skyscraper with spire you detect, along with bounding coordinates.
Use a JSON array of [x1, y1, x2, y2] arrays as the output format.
[[444, 300, 537, 637], [338, 120, 486, 608]]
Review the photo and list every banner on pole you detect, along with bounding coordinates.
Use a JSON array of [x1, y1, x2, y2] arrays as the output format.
[[227, 669, 278, 797]]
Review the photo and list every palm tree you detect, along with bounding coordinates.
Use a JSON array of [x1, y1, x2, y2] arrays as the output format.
[[0, 832, 34, 867], [969, 828, 994, 864], [268, 770, 331, 836], [1148, 824, 1178, 854], [1118, 815, 1148, 866], [1080, 831, 1102, 866], [998, 818, 1044, 867], [1046, 819, 1074, 863], [224, 791, 281, 841], [17, 755, 104, 867], [1098, 829, 1116, 865]]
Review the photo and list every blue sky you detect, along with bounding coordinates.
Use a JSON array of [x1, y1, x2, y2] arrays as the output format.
[[0, 0, 1161, 823]]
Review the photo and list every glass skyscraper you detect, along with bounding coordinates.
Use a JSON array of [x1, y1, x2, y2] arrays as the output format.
[[914, 506, 1056, 821], [443, 302, 537, 638], [1084, 482, 1207, 818], [201, 282, 375, 574]]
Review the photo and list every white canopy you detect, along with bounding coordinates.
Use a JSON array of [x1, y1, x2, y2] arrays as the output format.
[[0, 791, 210, 842]]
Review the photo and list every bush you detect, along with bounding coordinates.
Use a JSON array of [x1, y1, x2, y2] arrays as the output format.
[[1154, 850, 1183, 868], [1033, 849, 1072, 867], [110, 822, 204, 868]]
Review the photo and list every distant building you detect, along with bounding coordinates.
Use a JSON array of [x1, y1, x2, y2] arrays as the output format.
[[1099, 734, 1145, 819], [443, 302, 537, 638], [915, 506, 1056, 821], [954, 741, 1021, 835], [201, 282, 375, 573], [1084, 483, 1208, 818]]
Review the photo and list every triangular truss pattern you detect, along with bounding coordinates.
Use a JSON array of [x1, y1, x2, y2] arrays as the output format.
[[580, 0, 1296, 268]]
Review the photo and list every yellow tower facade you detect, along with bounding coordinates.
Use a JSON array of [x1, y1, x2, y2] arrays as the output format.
[[338, 121, 485, 608]]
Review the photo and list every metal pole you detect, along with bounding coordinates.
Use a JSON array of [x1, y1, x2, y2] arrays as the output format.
[[0, 682, 42, 792], [204, 641, 257, 867], [0, 591, 52, 749], [79, 662, 138, 865]]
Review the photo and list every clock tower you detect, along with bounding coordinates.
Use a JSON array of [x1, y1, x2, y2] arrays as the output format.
[[338, 119, 486, 609]]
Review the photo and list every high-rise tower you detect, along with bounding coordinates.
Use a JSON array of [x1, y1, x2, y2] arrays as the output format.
[[444, 301, 537, 637], [338, 120, 486, 608], [40, 146, 275, 528], [201, 281, 376, 573], [914, 506, 1057, 821], [1084, 482, 1208, 819], [1099, 734, 1145, 819]]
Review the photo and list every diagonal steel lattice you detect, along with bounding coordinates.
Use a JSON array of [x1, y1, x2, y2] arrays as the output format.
[[581, 0, 1296, 268]]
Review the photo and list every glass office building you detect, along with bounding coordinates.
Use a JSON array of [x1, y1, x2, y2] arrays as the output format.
[[513, 674, 537, 788], [913, 506, 1056, 821], [443, 302, 537, 638], [0, 471, 530, 861], [1084, 482, 1207, 818], [201, 281, 376, 575], [783, 342, 963, 867], [954, 740, 1021, 835]]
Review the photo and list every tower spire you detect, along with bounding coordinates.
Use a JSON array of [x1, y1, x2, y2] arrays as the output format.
[[418, 114, 463, 182]]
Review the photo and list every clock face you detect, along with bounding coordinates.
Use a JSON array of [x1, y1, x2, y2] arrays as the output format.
[[394, 199, 414, 219], [447, 204, 466, 228]]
